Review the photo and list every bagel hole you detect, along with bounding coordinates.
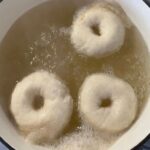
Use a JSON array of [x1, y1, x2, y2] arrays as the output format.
[[100, 98, 112, 108], [32, 95, 44, 110], [91, 24, 101, 36]]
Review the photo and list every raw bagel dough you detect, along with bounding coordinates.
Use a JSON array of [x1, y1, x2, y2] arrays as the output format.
[[71, 3, 125, 58], [10, 71, 73, 144], [79, 73, 137, 133]]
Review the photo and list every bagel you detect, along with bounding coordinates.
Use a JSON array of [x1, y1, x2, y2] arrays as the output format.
[[10, 71, 73, 144], [71, 4, 125, 58], [79, 73, 137, 133]]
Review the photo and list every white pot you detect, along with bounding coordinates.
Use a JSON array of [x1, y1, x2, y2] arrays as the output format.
[[0, 0, 150, 150]]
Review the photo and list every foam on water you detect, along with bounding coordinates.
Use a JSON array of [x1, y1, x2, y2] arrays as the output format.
[[37, 125, 120, 150]]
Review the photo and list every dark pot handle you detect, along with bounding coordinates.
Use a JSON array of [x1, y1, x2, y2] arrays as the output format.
[[143, 0, 150, 7]]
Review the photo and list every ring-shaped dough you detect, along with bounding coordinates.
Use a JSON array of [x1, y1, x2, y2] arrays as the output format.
[[79, 73, 137, 133], [71, 5, 125, 58], [10, 71, 73, 144]]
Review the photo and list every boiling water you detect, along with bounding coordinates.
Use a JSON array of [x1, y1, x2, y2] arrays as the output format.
[[0, 1, 150, 149]]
